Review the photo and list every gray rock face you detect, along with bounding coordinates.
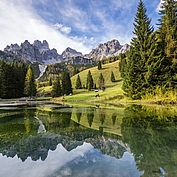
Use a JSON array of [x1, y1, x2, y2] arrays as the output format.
[[4, 40, 62, 64], [3, 39, 130, 65], [66, 56, 93, 65], [86, 39, 130, 61], [62, 47, 83, 60], [33, 40, 49, 53]]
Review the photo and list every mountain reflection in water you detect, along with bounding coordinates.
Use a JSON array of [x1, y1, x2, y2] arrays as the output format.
[[0, 104, 177, 177]]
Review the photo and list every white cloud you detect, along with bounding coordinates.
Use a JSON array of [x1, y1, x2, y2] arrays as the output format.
[[156, 0, 164, 11], [111, 0, 136, 10], [54, 0, 99, 33], [156, 0, 177, 12], [53, 23, 72, 34], [94, 8, 132, 45], [0, 0, 90, 54]]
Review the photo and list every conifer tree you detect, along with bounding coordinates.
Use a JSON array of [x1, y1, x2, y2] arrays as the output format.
[[0, 60, 27, 98], [86, 70, 94, 91], [62, 72, 73, 95], [157, 0, 177, 87], [49, 78, 52, 86], [158, 0, 177, 61], [52, 77, 62, 97], [98, 73, 105, 90], [73, 67, 79, 75], [145, 31, 173, 90], [97, 61, 102, 70], [111, 71, 116, 82], [122, 0, 155, 99], [75, 74, 82, 89], [0, 61, 9, 98], [24, 65, 37, 97]]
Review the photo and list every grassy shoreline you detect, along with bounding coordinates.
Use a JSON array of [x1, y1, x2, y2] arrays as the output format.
[[36, 60, 177, 107]]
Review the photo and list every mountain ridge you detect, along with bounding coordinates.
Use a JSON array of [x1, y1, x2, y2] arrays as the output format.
[[2, 39, 130, 64]]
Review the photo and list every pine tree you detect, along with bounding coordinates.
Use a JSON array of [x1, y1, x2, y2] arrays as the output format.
[[52, 77, 62, 98], [62, 72, 73, 95], [111, 71, 116, 82], [86, 70, 94, 91], [158, 0, 177, 61], [0, 61, 8, 98], [157, 0, 177, 87], [49, 78, 52, 86], [75, 74, 82, 89], [145, 31, 173, 90], [73, 67, 79, 75], [122, 0, 155, 99], [0, 60, 26, 99], [97, 61, 102, 70], [98, 73, 105, 90], [24, 65, 37, 97]]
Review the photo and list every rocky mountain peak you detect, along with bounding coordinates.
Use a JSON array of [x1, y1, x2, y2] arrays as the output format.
[[3, 40, 62, 64], [86, 39, 129, 60], [4, 43, 20, 52], [21, 40, 31, 47], [33, 40, 49, 53], [42, 40, 49, 48], [62, 47, 83, 60]]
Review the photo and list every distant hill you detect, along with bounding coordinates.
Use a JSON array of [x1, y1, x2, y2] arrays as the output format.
[[38, 61, 122, 97], [71, 60, 121, 88], [0, 39, 129, 79]]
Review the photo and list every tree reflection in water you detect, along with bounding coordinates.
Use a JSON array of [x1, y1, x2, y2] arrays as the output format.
[[0, 105, 177, 176]]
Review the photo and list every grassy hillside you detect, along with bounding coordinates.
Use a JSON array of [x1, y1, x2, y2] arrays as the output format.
[[54, 60, 125, 104], [71, 60, 121, 88], [38, 60, 125, 103]]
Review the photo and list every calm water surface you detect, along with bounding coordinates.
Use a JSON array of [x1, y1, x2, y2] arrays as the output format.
[[0, 103, 177, 177]]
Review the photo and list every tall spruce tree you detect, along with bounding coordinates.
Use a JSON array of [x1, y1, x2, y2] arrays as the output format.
[[75, 74, 82, 89], [111, 71, 116, 82], [62, 72, 73, 95], [52, 77, 62, 97], [122, 0, 155, 99], [0, 60, 26, 99], [86, 70, 94, 91], [158, 0, 177, 61], [0, 61, 9, 98], [24, 65, 37, 97], [98, 73, 105, 90], [157, 0, 177, 87], [98, 61, 102, 70], [145, 31, 173, 90], [49, 78, 52, 86]]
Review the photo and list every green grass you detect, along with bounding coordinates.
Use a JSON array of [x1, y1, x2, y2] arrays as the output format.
[[54, 60, 125, 104], [37, 86, 52, 96], [39, 60, 126, 104], [72, 60, 121, 88], [38, 60, 177, 106]]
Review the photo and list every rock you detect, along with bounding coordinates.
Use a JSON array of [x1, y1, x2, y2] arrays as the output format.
[[62, 47, 83, 60], [66, 56, 93, 65], [33, 40, 49, 53], [85, 39, 130, 61], [2, 39, 129, 66], [3, 40, 62, 64]]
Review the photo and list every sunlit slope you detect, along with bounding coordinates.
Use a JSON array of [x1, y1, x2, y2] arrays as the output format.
[[71, 60, 121, 88], [65, 60, 124, 102]]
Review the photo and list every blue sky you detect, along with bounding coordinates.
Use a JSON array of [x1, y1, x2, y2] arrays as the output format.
[[0, 0, 161, 54]]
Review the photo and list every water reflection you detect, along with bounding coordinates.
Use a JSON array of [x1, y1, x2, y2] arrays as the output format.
[[0, 104, 177, 176], [121, 105, 177, 177]]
